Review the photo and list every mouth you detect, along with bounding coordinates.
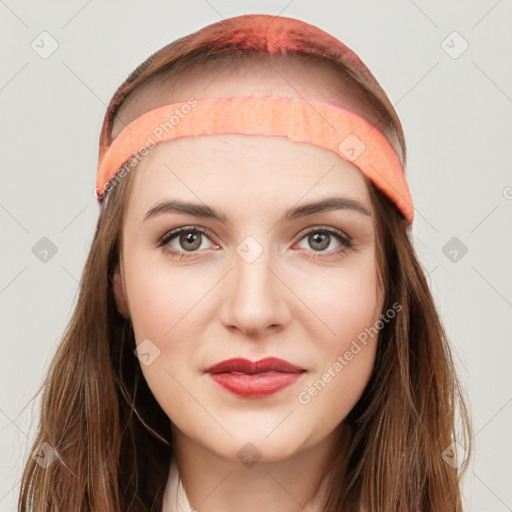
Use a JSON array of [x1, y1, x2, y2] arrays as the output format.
[[203, 357, 306, 398], [203, 357, 305, 374]]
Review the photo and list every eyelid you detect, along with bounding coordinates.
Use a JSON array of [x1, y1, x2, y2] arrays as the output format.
[[294, 224, 352, 245], [157, 225, 217, 248]]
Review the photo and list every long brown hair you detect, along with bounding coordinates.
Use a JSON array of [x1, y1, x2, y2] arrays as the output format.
[[18, 14, 472, 511]]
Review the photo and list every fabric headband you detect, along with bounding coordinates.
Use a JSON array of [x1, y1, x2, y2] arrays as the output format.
[[96, 96, 414, 224]]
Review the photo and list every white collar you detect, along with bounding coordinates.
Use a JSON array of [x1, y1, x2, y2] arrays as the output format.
[[162, 454, 193, 512]]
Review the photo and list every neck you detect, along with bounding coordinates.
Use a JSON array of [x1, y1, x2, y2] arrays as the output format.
[[170, 424, 350, 512]]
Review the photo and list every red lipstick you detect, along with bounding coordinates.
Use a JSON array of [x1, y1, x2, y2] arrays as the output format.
[[204, 357, 306, 398]]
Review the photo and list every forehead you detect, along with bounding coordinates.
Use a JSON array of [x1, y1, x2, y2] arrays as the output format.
[[123, 133, 373, 226], [111, 53, 400, 156]]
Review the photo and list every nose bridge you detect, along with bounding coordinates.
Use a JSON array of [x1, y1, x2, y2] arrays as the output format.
[[222, 234, 289, 333]]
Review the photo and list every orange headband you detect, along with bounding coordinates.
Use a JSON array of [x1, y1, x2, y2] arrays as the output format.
[[96, 96, 414, 224]]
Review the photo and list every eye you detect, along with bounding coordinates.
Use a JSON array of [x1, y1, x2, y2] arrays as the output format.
[[157, 225, 354, 260], [295, 226, 353, 259], [157, 226, 216, 258]]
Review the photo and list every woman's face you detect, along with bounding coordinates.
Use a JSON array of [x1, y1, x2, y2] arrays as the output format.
[[113, 132, 384, 462], [113, 57, 386, 464]]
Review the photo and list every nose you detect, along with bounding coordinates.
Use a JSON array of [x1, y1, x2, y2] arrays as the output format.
[[219, 238, 292, 338]]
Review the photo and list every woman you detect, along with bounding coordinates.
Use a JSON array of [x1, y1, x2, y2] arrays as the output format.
[[18, 13, 472, 512]]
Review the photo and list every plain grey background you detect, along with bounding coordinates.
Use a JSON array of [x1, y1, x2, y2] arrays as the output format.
[[1, 1, 511, 510]]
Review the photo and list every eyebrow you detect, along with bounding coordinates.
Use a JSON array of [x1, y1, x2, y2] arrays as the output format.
[[144, 196, 372, 224]]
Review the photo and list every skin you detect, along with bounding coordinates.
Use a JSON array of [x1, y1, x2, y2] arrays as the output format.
[[112, 56, 386, 512]]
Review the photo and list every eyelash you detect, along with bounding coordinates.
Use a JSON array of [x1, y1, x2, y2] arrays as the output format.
[[157, 225, 354, 261]]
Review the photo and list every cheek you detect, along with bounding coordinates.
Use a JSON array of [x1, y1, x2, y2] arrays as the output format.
[[124, 259, 211, 420], [125, 256, 211, 343], [294, 248, 382, 348], [124, 255, 219, 397], [294, 252, 381, 418], [296, 346, 377, 434]]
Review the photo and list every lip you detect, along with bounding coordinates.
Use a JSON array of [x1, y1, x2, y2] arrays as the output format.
[[204, 357, 306, 398]]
